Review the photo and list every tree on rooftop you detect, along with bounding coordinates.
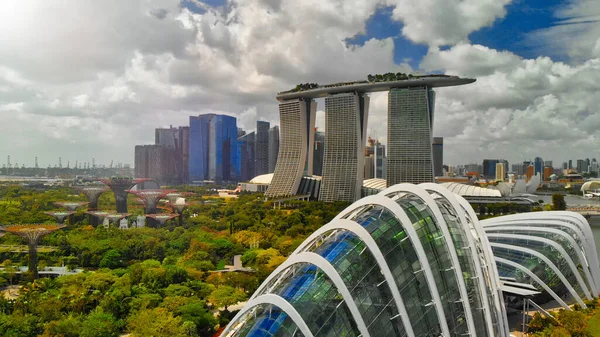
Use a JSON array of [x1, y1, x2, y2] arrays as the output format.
[[0, 224, 66, 280]]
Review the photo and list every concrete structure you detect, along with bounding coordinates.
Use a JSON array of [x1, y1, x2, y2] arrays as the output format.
[[189, 114, 238, 183], [265, 99, 316, 197], [495, 162, 505, 181], [73, 185, 108, 210], [268, 126, 279, 173], [99, 178, 148, 213], [267, 76, 474, 202], [432, 137, 443, 177], [387, 87, 435, 185], [319, 93, 369, 202], [255, 121, 270, 176], [134, 145, 177, 185], [153, 125, 189, 183]]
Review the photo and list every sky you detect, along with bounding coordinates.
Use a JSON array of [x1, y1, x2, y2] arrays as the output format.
[[1, 0, 600, 168]]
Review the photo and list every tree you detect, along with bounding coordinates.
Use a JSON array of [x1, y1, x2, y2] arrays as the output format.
[[127, 307, 187, 337], [552, 194, 567, 210], [177, 302, 217, 336], [80, 311, 122, 337], [208, 285, 247, 311]]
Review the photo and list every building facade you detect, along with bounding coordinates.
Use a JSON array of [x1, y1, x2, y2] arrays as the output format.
[[188, 114, 238, 183], [255, 121, 270, 176], [222, 183, 511, 337], [319, 93, 369, 203], [238, 132, 255, 182], [312, 131, 325, 176], [268, 126, 279, 173], [134, 145, 177, 184], [432, 136, 443, 177], [265, 99, 316, 197], [387, 87, 435, 185], [495, 162, 505, 181]]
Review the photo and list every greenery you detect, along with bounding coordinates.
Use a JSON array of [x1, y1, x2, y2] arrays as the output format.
[[529, 299, 600, 336], [0, 185, 348, 336], [552, 193, 567, 210]]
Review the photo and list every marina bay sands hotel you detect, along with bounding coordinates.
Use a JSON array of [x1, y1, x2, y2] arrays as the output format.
[[265, 75, 475, 203]]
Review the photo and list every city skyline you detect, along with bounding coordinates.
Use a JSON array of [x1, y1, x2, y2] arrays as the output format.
[[2, 1, 600, 168]]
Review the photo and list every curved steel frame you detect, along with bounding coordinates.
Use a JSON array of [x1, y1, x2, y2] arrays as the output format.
[[495, 257, 571, 310], [453, 193, 511, 336], [222, 293, 314, 337], [379, 183, 477, 336], [483, 225, 598, 295], [335, 195, 451, 337], [487, 233, 593, 300], [421, 183, 495, 337], [483, 216, 600, 291], [490, 242, 587, 308]]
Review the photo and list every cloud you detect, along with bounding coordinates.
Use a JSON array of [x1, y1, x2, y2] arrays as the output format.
[[526, 0, 600, 63], [0, 0, 598, 170], [385, 0, 512, 46]]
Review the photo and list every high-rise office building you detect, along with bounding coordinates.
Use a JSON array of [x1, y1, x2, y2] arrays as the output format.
[[511, 163, 524, 175], [238, 132, 255, 181], [313, 131, 325, 176], [495, 162, 505, 181], [319, 93, 369, 203], [254, 121, 270, 176], [364, 156, 374, 179], [544, 161, 553, 168], [134, 145, 177, 184], [387, 87, 435, 185], [374, 141, 385, 179], [534, 157, 544, 177], [268, 126, 279, 173], [562, 162, 568, 170], [432, 137, 443, 177], [569, 159, 573, 169], [154, 125, 188, 183], [266, 99, 316, 197], [526, 164, 534, 181], [483, 159, 500, 179], [577, 159, 586, 173], [188, 114, 238, 183]]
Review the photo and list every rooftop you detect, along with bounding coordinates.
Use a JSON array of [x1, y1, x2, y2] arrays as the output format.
[[276, 75, 475, 101]]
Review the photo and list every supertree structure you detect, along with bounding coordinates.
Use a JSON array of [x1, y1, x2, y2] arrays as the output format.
[[172, 198, 189, 226], [106, 213, 131, 225], [54, 201, 88, 211], [73, 185, 109, 210], [86, 211, 112, 227], [44, 211, 75, 224], [145, 214, 178, 226], [128, 189, 174, 214], [99, 177, 148, 213], [0, 224, 66, 279]]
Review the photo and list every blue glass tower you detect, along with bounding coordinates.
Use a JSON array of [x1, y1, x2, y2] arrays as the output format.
[[189, 114, 238, 183], [534, 157, 544, 177]]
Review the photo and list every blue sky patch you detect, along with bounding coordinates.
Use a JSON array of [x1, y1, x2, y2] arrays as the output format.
[[469, 0, 565, 60], [345, 6, 428, 69]]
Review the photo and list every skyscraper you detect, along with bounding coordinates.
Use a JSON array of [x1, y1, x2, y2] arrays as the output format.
[[387, 87, 435, 185], [188, 114, 238, 183], [495, 162, 505, 181], [312, 130, 325, 176], [319, 93, 369, 203], [238, 132, 255, 181], [134, 145, 177, 184], [254, 121, 270, 176], [534, 157, 544, 177], [374, 141, 385, 179], [266, 99, 316, 197], [268, 126, 279, 173], [432, 137, 443, 177], [155, 125, 189, 183], [577, 159, 586, 173]]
